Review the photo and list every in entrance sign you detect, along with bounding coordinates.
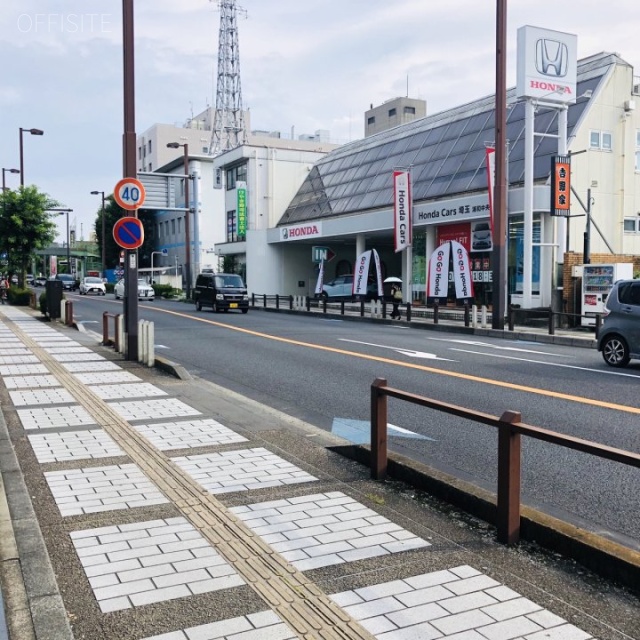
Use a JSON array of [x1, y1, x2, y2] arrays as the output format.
[[312, 246, 335, 263], [113, 217, 145, 250], [114, 177, 146, 211]]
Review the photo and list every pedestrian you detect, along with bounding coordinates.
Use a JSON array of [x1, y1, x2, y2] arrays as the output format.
[[390, 283, 402, 319], [0, 275, 8, 305]]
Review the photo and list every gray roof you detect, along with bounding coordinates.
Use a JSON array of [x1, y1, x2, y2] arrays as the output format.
[[279, 53, 626, 226]]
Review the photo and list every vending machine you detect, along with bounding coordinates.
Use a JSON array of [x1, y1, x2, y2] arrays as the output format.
[[581, 263, 633, 326]]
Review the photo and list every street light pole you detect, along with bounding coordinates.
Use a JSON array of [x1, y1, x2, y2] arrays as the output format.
[[166, 141, 191, 298], [2, 168, 20, 191], [18, 127, 44, 187], [47, 208, 73, 273], [91, 191, 106, 277]]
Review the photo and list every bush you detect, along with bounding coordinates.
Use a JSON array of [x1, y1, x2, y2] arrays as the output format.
[[7, 287, 32, 306], [39, 292, 47, 315], [152, 283, 175, 298], [105, 283, 115, 294]]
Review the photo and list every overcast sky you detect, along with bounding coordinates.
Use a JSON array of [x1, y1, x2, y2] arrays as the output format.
[[2, 1, 639, 243]]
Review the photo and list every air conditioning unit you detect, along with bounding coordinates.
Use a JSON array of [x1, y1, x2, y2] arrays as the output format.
[[624, 99, 636, 111]]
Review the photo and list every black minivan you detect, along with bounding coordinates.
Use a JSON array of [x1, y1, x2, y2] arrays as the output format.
[[193, 272, 249, 313]]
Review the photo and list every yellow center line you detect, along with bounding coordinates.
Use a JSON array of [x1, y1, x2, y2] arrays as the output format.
[[148, 306, 640, 415]]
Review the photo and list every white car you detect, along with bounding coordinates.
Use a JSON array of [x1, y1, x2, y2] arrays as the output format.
[[79, 277, 106, 296], [114, 278, 155, 301]]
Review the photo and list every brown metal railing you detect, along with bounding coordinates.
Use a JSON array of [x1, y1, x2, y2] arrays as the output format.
[[102, 311, 121, 351], [370, 377, 640, 545]]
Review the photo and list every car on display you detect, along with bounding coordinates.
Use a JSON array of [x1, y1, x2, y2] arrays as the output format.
[[79, 276, 106, 296], [193, 272, 249, 313], [53, 273, 77, 291], [114, 278, 155, 301], [471, 222, 492, 251], [317, 274, 380, 301], [597, 279, 640, 367]]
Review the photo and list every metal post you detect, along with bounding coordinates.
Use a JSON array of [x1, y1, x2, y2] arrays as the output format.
[[583, 188, 592, 264], [122, 0, 138, 361], [433, 300, 439, 324], [101, 192, 106, 277], [548, 308, 555, 335], [491, 0, 508, 328], [464, 302, 470, 327], [184, 145, 191, 299], [497, 410, 522, 544], [19, 128, 24, 186], [370, 378, 388, 480]]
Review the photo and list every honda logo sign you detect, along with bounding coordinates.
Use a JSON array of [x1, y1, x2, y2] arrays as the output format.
[[517, 26, 577, 103]]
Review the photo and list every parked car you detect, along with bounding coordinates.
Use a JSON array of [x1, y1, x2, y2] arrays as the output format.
[[54, 273, 77, 291], [193, 272, 249, 313], [471, 222, 492, 251], [114, 278, 155, 301], [317, 274, 380, 301], [33, 276, 48, 287], [79, 276, 106, 296], [597, 279, 640, 367], [26, 274, 34, 285]]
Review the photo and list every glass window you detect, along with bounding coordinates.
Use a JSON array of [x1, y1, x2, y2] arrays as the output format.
[[404, 106, 416, 115], [636, 150, 640, 172], [388, 108, 396, 117], [171, 219, 175, 235], [589, 131, 600, 148], [148, 140, 152, 152], [367, 116, 375, 125], [227, 209, 236, 242], [623, 218, 637, 232], [602, 132, 612, 150], [636, 130, 640, 147]]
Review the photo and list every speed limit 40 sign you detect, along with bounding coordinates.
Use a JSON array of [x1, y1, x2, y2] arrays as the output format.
[[114, 177, 146, 211]]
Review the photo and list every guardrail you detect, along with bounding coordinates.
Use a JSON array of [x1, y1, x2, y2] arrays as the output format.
[[102, 311, 121, 352], [250, 293, 600, 336], [370, 377, 640, 545]]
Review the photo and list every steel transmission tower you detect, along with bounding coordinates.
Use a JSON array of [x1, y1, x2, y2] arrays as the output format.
[[210, 0, 246, 155]]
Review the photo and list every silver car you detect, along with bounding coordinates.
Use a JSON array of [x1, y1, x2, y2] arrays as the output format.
[[597, 279, 640, 367], [114, 278, 155, 301]]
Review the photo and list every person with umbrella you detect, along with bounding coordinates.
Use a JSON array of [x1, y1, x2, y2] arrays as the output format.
[[384, 277, 403, 319]]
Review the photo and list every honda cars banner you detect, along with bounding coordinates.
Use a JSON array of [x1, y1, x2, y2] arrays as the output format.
[[427, 242, 450, 303], [393, 170, 412, 252], [451, 240, 474, 303], [485, 146, 495, 231], [427, 241, 474, 304], [352, 249, 383, 296]]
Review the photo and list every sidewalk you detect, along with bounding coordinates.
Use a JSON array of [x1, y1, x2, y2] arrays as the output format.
[[0, 305, 637, 640]]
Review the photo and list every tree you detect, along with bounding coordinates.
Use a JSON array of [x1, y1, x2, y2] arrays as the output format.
[[0, 186, 59, 286], [93, 196, 155, 273]]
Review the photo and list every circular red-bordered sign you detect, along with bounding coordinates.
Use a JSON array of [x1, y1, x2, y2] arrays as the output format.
[[114, 177, 146, 211], [113, 217, 145, 250]]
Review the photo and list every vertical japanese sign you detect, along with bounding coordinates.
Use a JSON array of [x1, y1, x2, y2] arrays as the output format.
[[551, 155, 571, 216], [236, 181, 247, 238], [50, 255, 58, 277], [485, 146, 495, 231], [393, 170, 412, 252], [427, 242, 450, 303]]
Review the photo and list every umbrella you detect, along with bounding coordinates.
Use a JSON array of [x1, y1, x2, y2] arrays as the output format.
[[383, 276, 402, 283]]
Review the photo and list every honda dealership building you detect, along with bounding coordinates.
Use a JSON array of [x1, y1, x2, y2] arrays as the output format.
[[213, 29, 640, 311]]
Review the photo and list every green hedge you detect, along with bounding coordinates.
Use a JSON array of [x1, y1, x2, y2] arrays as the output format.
[[152, 284, 177, 298], [7, 287, 32, 306]]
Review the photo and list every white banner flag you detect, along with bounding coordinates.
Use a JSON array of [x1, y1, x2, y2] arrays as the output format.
[[393, 170, 412, 253], [314, 259, 325, 295], [451, 240, 474, 302], [372, 249, 383, 298], [485, 146, 495, 232], [352, 250, 372, 296], [427, 242, 450, 302]]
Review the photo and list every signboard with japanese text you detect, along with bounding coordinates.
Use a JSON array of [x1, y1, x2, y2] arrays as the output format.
[[551, 155, 571, 216], [393, 170, 412, 252], [236, 181, 247, 238]]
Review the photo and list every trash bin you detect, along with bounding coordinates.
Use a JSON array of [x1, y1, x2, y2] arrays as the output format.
[[45, 279, 63, 319]]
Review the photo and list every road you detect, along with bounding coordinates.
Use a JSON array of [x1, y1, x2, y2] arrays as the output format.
[[67, 292, 640, 550]]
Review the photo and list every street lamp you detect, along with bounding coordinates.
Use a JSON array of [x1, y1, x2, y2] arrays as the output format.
[[2, 168, 20, 191], [150, 250, 167, 285], [91, 191, 106, 278], [48, 208, 72, 274], [19, 128, 44, 186], [166, 141, 191, 298]]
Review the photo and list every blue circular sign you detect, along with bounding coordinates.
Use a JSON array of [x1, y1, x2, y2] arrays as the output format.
[[113, 217, 144, 250]]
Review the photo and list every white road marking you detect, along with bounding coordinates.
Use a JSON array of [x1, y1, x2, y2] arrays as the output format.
[[449, 348, 640, 377], [428, 337, 568, 357], [339, 339, 455, 361]]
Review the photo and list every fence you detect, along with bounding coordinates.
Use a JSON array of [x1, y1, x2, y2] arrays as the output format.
[[369, 377, 640, 545], [250, 293, 601, 335]]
